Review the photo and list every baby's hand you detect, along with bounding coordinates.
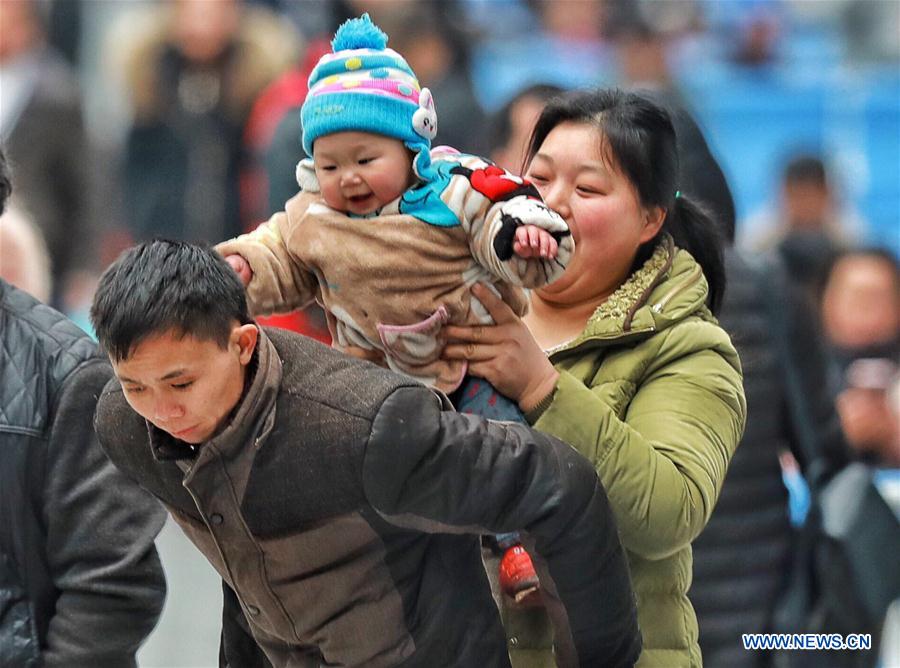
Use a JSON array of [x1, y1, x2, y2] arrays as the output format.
[[225, 254, 253, 286], [513, 225, 558, 260]]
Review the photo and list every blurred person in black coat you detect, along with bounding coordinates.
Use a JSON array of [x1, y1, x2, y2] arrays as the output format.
[[0, 146, 167, 668], [627, 48, 852, 668], [120, 0, 296, 245]]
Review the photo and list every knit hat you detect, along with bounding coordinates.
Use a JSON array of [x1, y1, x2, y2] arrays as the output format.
[[301, 14, 438, 181]]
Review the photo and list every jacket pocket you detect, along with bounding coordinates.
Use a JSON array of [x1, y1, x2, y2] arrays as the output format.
[[377, 306, 450, 366], [0, 553, 40, 668]]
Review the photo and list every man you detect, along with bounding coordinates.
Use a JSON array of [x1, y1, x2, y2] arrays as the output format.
[[0, 150, 167, 666], [89, 239, 640, 668]]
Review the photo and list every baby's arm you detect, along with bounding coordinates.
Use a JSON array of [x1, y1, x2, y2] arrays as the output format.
[[215, 205, 320, 316], [445, 156, 573, 288]]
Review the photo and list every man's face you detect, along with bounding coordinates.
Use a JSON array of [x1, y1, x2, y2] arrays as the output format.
[[111, 325, 257, 444], [783, 180, 831, 230]]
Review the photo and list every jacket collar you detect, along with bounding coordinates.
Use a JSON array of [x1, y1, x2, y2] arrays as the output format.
[[149, 327, 282, 462], [550, 235, 710, 355]]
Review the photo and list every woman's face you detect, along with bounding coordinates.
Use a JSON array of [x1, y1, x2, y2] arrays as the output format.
[[525, 121, 664, 307]]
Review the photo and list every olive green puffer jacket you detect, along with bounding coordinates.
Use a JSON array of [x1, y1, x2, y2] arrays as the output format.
[[500, 238, 746, 667]]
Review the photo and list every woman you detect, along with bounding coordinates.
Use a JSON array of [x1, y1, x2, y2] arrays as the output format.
[[444, 89, 747, 667]]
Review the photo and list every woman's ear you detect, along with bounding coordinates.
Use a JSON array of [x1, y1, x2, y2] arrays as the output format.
[[640, 205, 666, 243]]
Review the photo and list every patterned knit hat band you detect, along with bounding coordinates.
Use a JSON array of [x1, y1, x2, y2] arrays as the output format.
[[307, 68, 421, 106], [308, 49, 415, 84]]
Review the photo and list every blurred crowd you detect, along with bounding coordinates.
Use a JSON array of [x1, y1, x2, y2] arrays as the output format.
[[0, 0, 898, 666], [3, 0, 894, 445]]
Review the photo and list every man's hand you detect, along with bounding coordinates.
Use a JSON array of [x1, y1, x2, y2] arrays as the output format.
[[224, 254, 253, 286], [513, 224, 558, 260]]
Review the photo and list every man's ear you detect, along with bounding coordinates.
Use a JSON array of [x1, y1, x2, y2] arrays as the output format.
[[640, 205, 666, 244], [233, 324, 258, 365]]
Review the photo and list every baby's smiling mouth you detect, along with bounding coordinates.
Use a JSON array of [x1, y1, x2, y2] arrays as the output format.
[[349, 193, 372, 203]]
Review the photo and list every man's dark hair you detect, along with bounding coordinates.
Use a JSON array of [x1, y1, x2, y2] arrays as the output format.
[[0, 145, 11, 215], [90, 240, 252, 362]]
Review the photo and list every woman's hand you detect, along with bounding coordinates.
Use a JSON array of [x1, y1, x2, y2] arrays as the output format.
[[443, 283, 559, 412]]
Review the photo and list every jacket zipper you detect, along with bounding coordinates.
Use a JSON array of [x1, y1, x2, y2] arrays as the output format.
[[651, 264, 703, 314]]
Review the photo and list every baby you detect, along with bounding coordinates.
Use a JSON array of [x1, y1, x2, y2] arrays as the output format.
[[219, 14, 571, 401], [217, 14, 573, 601]]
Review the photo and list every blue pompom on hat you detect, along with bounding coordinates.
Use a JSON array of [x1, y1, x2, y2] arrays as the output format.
[[301, 13, 438, 181]]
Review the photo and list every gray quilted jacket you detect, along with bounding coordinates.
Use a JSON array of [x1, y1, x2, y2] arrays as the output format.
[[0, 279, 166, 667]]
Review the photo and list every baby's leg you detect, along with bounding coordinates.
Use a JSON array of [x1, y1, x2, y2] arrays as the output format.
[[449, 376, 540, 604], [450, 376, 525, 422]]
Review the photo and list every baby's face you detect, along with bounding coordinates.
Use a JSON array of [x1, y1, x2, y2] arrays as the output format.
[[313, 132, 414, 215]]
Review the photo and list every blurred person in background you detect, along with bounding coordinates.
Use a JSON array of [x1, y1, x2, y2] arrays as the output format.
[[821, 248, 900, 466], [675, 110, 852, 666], [608, 2, 686, 100], [120, 0, 298, 245], [743, 154, 863, 308], [697, 0, 786, 68], [840, 0, 900, 65], [0, 0, 101, 310], [607, 12, 736, 234], [488, 83, 564, 173], [0, 200, 52, 304], [467, 0, 614, 111], [0, 147, 167, 668]]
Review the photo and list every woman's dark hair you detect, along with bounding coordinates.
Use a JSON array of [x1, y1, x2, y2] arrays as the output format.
[[524, 88, 726, 314], [90, 240, 252, 362]]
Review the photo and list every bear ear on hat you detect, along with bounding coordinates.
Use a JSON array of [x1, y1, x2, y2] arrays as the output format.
[[412, 88, 438, 140], [296, 158, 320, 193]]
